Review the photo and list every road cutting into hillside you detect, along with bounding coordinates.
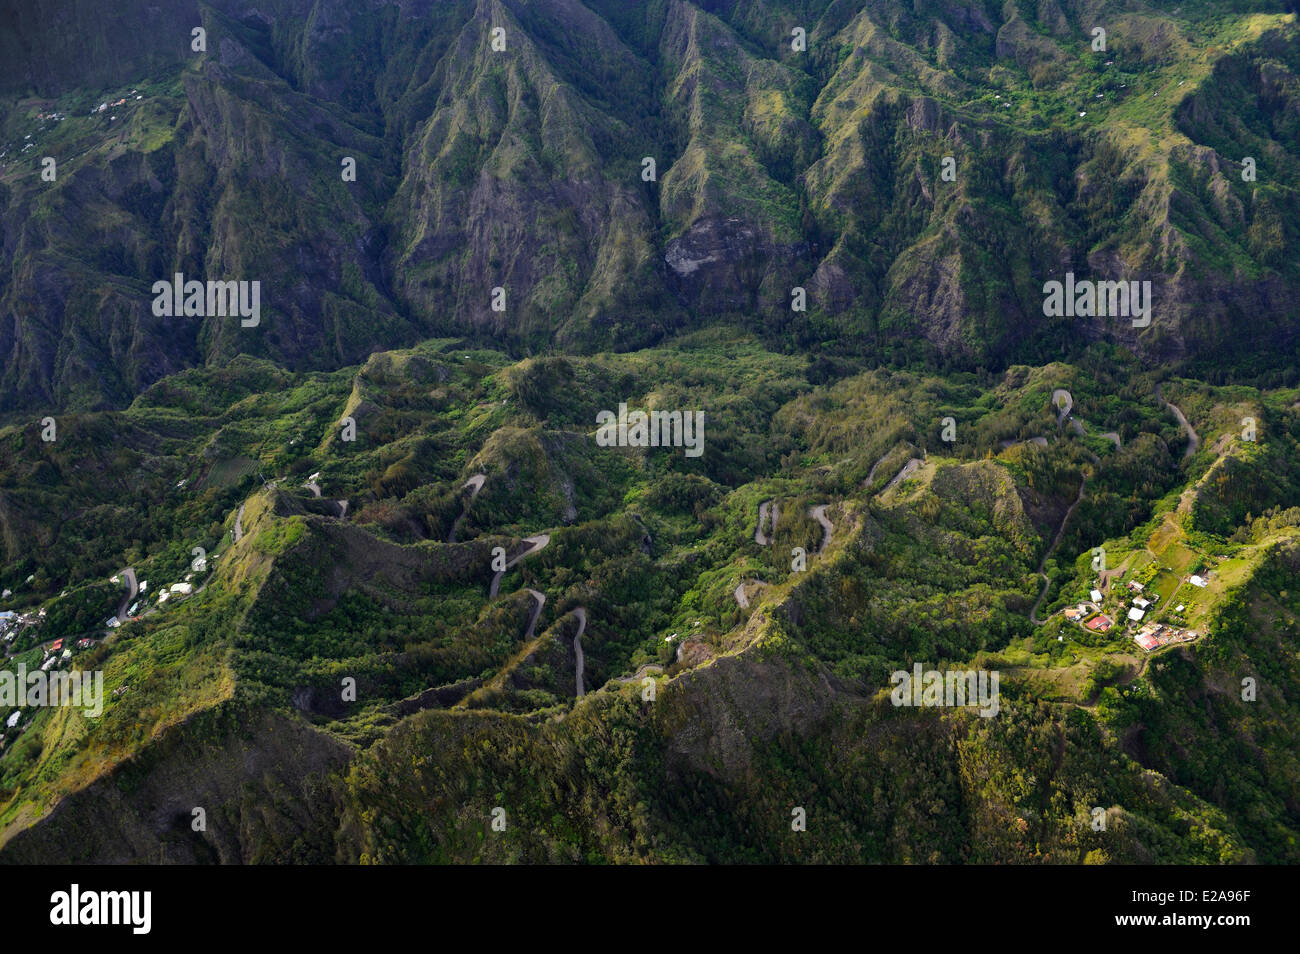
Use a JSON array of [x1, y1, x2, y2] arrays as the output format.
[[755, 500, 777, 545], [448, 474, 487, 543], [488, 534, 551, 598], [883, 458, 924, 493], [863, 452, 891, 487], [305, 479, 349, 519], [1053, 388, 1073, 425], [115, 567, 138, 622], [522, 589, 546, 640], [1156, 384, 1201, 461], [571, 607, 587, 698], [810, 505, 832, 552]]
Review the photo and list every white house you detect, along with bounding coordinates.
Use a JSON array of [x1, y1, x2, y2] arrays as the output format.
[[1090, 589, 1104, 603], [1127, 607, 1146, 622], [1190, 575, 1208, 588]]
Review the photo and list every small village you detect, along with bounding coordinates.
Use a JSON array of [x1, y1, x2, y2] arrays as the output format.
[[1061, 567, 1212, 652], [0, 85, 149, 184], [0, 557, 212, 750]]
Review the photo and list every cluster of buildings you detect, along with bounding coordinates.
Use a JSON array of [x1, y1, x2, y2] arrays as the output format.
[[1062, 598, 1116, 633], [1060, 568, 1212, 653], [40, 637, 74, 671], [1125, 581, 1154, 623], [89, 91, 143, 122], [4, 615, 95, 671], [1133, 622, 1200, 652], [156, 580, 193, 605], [1082, 612, 1114, 633], [0, 607, 45, 646]]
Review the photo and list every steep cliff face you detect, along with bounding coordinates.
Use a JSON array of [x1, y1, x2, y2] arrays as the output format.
[[0, 703, 351, 864], [1, 0, 1298, 413]]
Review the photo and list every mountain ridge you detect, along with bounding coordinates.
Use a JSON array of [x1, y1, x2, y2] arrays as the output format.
[[2, 0, 1299, 414]]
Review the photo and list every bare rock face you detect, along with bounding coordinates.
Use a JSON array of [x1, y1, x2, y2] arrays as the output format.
[[663, 216, 810, 315]]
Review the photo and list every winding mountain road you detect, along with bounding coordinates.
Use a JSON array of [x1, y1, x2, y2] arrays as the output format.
[[1156, 384, 1200, 461], [115, 567, 138, 623], [1052, 388, 1073, 425], [522, 589, 546, 640], [6, 567, 136, 659], [488, 534, 551, 598], [883, 458, 924, 493], [305, 478, 349, 519], [734, 582, 750, 609], [448, 474, 487, 543], [571, 607, 587, 699], [862, 452, 891, 488], [810, 505, 833, 552], [1063, 414, 1120, 450], [754, 500, 777, 545]]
